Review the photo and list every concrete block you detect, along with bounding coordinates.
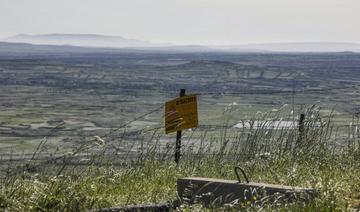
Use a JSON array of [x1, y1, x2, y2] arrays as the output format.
[[177, 177, 316, 206]]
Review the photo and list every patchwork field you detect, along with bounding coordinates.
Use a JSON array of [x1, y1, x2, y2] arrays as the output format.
[[0, 52, 359, 155]]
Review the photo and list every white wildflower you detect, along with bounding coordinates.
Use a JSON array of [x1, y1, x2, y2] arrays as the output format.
[[94, 136, 105, 146]]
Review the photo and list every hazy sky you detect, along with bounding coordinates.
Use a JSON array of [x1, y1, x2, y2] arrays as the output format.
[[1, 0, 359, 45]]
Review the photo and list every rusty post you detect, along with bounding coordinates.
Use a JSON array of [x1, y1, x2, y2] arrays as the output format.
[[175, 89, 186, 165], [298, 113, 305, 142]]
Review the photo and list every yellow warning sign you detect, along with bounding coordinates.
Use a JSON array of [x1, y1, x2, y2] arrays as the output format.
[[165, 94, 198, 134]]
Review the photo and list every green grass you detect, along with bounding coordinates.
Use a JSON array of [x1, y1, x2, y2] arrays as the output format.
[[0, 106, 359, 211]]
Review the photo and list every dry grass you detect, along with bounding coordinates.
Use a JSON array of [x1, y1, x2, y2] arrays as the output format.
[[0, 105, 359, 211]]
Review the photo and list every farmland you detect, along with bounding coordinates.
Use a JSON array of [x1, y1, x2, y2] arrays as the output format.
[[0, 52, 359, 153], [0, 50, 359, 210]]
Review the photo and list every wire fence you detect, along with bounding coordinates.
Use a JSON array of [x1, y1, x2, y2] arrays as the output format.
[[1, 86, 359, 177], [99, 85, 359, 136], [116, 85, 357, 96]]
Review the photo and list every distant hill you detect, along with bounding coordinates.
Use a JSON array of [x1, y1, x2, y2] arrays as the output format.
[[2, 34, 360, 53], [5, 33, 156, 48], [216, 42, 360, 53], [0, 41, 140, 58], [3, 33, 360, 52], [1, 40, 360, 58], [0, 41, 219, 58], [0, 41, 93, 53]]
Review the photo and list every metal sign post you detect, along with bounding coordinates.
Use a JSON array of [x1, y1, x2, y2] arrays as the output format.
[[175, 89, 185, 165]]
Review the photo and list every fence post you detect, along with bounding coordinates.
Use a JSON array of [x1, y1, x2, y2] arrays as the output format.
[[175, 89, 186, 165], [298, 113, 305, 142]]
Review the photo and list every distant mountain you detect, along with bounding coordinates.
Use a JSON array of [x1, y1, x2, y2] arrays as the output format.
[[215, 42, 360, 53], [5, 33, 157, 48], [133, 45, 214, 52], [0, 42, 84, 57], [1, 40, 360, 58], [120, 42, 360, 53], [0, 41, 213, 56], [4, 34, 360, 52]]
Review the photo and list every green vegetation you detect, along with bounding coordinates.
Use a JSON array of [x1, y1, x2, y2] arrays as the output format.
[[0, 107, 359, 211]]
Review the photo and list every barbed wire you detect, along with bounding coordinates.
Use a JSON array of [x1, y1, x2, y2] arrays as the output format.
[[4, 86, 356, 157], [89, 85, 357, 97], [102, 105, 164, 138], [95, 85, 358, 139], [2, 101, 358, 177], [194, 86, 355, 96]]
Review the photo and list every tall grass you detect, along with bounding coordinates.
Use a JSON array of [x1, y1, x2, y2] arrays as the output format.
[[0, 105, 359, 211]]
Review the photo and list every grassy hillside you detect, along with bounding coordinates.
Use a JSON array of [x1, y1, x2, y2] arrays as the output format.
[[0, 107, 359, 211]]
